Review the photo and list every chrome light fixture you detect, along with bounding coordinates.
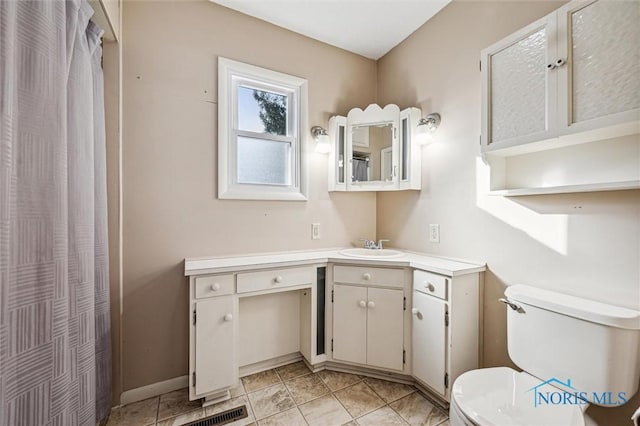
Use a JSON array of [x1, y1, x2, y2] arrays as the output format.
[[311, 126, 331, 154], [417, 113, 441, 131], [417, 112, 441, 144]]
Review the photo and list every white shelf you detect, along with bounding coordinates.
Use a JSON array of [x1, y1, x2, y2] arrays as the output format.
[[489, 180, 640, 197]]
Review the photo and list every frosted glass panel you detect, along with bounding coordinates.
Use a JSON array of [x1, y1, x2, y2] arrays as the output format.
[[491, 28, 547, 143], [571, 1, 640, 123], [237, 137, 290, 185]]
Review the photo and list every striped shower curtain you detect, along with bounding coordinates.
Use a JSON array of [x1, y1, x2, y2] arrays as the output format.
[[0, 1, 112, 424]]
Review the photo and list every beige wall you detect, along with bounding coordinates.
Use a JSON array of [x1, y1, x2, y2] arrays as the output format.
[[376, 1, 640, 424], [121, 0, 377, 393]]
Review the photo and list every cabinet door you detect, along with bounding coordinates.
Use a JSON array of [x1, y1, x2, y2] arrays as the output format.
[[557, 0, 640, 134], [328, 115, 347, 192], [366, 287, 404, 371], [333, 284, 367, 365], [412, 291, 447, 395], [481, 13, 557, 151], [194, 296, 237, 396]]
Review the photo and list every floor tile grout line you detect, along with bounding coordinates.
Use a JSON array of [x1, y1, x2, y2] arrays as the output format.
[[328, 391, 356, 423], [361, 377, 416, 405]]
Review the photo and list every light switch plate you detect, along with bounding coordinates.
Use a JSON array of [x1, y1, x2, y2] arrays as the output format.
[[311, 223, 320, 240], [429, 224, 440, 243]]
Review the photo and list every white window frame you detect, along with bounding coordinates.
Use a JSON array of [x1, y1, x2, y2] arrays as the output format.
[[218, 57, 308, 200]]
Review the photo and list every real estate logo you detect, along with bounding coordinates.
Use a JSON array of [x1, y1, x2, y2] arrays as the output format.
[[527, 378, 628, 407]]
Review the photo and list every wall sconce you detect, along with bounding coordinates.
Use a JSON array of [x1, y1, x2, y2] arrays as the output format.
[[417, 112, 441, 145], [311, 126, 331, 154]]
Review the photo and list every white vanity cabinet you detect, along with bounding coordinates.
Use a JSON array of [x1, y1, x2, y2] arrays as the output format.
[[188, 265, 318, 405], [189, 274, 238, 402], [185, 250, 485, 406], [480, 0, 640, 194], [328, 104, 422, 192], [411, 270, 479, 401], [331, 265, 408, 372]]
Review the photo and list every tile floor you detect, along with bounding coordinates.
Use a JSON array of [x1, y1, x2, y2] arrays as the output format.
[[106, 361, 450, 426]]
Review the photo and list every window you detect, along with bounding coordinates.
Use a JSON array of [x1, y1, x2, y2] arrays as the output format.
[[218, 57, 308, 200]]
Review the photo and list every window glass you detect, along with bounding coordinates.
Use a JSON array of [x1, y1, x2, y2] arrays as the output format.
[[237, 136, 290, 185], [237, 85, 288, 136]]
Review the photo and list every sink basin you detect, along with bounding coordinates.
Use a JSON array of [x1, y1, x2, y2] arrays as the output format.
[[339, 248, 405, 259]]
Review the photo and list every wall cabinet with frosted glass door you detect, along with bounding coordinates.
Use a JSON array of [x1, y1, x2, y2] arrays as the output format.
[[328, 104, 422, 192], [481, 0, 640, 195]]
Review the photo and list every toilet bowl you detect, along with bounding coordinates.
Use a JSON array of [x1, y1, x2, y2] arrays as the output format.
[[449, 285, 640, 426], [449, 367, 586, 426]]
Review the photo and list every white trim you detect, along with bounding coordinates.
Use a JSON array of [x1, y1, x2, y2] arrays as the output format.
[[120, 375, 188, 406], [218, 57, 308, 201]]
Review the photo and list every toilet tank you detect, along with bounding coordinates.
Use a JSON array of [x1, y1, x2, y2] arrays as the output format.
[[504, 285, 640, 406]]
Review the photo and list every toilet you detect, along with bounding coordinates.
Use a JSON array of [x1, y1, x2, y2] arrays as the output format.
[[450, 285, 640, 426]]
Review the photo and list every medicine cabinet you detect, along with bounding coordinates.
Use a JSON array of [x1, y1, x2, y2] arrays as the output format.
[[328, 104, 422, 192]]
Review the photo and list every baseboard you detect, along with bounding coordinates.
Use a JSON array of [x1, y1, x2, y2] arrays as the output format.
[[120, 375, 188, 406], [239, 352, 302, 377], [413, 379, 450, 411], [323, 361, 414, 385]]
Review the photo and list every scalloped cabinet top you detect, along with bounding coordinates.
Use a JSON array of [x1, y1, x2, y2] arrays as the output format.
[[347, 104, 401, 125]]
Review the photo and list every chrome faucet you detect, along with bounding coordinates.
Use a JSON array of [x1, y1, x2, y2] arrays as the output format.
[[359, 238, 391, 250]]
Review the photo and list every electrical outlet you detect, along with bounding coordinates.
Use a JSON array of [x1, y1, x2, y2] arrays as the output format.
[[311, 223, 320, 240], [429, 224, 440, 243]]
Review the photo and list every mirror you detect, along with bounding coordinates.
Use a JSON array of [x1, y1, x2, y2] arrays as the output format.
[[346, 104, 400, 189], [351, 123, 394, 183]]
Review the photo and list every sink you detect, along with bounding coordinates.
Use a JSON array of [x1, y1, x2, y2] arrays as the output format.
[[339, 248, 405, 259]]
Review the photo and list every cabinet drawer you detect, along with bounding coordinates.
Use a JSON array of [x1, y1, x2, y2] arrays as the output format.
[[195, 274, 235, 299], [237, 266, 315, 294], [334, 265, 404, 289], [414, 270, 448, 300]]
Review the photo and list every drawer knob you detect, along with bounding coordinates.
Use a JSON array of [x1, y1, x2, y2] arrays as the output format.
[[359, 300, 366, 308], [411, 308, 419, 315], [211, 283, 220, 291], [224, 313, 233, 322], [425, 282, 435, 292], [362, 273, 371, 281], [367, 301, 375, 309], [274, 276, 283, 283]]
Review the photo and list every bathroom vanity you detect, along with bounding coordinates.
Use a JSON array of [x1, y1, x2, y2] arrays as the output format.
[[184, 249, 485, 406]]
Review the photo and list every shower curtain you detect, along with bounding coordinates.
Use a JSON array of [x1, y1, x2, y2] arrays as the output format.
[[0, 1, 112, 424]]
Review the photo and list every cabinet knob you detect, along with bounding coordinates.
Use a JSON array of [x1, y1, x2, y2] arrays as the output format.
[[224, 314, 233, 322], [556, 58, 566, 67], [211, 283, 220, 291], [425, 282, 435, 292], [362, 273, 371, 281], [359, 300, 366, 308], [547, 63, 557, 70], [411, 308, 419, 315], [274, 276, 283, 283], [367, 301, 375, 309]]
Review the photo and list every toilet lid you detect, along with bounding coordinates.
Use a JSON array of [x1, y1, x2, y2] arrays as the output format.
[[452, 367, 585, 426]]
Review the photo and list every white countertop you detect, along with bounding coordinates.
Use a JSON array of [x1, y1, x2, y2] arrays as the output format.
[[184, 248, 485, 277]]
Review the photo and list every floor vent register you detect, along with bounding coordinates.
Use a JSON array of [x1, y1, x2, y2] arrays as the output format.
[[184, 405, 249, 426]]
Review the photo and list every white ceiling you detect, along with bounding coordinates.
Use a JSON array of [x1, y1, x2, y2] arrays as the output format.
[[210, 0, 452, 60]]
